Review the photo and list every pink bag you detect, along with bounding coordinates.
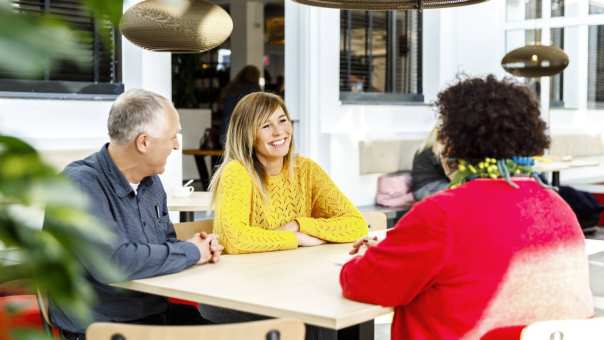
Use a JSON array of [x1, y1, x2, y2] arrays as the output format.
[[375, 171, 415, 208]]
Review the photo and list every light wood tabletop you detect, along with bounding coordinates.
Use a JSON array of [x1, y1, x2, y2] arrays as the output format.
[[534, 157, 601, 186], [534, 157, 600, 172], [167, 191, 212, 213], [114, 239, 392, 330], [182, 149, 224, 157]]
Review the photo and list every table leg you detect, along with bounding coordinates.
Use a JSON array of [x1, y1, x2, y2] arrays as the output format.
[[552, 171, 560, 187], [180, 211, 195, 222], [306, 320, 374, 340]]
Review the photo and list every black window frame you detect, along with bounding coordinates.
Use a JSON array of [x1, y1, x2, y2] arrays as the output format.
[[0, 0, 124, 100], [339, 9, 424, 105]]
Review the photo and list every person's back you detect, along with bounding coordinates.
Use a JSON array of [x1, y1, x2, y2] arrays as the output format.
[[342, 178, 593, 339], [407, 178, 592, 338], [411, 147, 449, 200]]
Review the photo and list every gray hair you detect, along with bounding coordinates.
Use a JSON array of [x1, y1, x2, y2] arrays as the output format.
[[107, 89, 170, 144]]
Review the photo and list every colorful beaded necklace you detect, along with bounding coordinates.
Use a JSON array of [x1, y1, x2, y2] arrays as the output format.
[[449, 156, 552, 189]]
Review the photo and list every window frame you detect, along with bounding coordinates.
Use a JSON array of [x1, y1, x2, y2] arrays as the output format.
[[339, 9, 424, 105], [0, 0, 124, 100], [504, 0, 604, 112]]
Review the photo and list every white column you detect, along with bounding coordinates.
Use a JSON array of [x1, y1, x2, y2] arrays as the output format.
[[284, 0, 337, 166], [230, 0, 265, 79]]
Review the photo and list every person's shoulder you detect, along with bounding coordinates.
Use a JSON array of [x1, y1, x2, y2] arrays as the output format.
[[222, 160, 251, 179], [295, 155, 321, 171], [62, 152, 101, 184]]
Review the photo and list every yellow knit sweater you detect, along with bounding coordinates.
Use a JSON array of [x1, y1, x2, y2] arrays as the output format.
[[214, 156, 367, 254]]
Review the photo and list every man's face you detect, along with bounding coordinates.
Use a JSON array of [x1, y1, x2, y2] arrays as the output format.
[[144, 103, 181, 176]]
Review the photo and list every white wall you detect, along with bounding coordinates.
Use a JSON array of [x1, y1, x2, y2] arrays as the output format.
[[286, 0, 507, 205]]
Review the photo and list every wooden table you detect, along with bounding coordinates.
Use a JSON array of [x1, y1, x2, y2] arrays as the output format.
[[182, 149, 224, 157], [167, 192, 212, 222], [535, 158, 600, 186], [182, 149, 224, 190], [114, 239, 392, 340]]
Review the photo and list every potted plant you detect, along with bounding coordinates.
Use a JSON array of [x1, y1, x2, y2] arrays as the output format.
[[0, 1, 124, 339]]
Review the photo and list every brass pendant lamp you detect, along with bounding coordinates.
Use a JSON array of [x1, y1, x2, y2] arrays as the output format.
[[501, 44, 569, 77], [120, 0, 233, 52], [291, 0, 489, 10]]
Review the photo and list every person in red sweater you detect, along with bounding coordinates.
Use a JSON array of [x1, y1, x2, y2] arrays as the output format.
[[340, 75, 594, 340]]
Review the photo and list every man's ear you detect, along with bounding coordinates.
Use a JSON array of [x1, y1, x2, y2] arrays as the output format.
[[134, 133, 149, 153]]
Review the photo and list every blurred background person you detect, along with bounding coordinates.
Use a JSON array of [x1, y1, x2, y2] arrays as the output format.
[[217, 65, 261, 147]]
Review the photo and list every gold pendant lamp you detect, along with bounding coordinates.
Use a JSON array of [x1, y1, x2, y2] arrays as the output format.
[[291, 0, 489, 10], [501, 44, 569, 77], [120, 0, 233, 53]]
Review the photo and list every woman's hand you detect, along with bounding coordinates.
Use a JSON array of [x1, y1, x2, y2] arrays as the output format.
[[279, 220, 300, 232], [295, 232, 325, 247], [349, 236, 379, 255]]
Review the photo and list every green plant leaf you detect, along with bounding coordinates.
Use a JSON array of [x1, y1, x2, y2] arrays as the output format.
[[82, 0, 124, 27], [10, 328, 55, 340], [0, 136, 124, 326]]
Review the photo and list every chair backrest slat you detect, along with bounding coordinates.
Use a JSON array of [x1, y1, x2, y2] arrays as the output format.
[[520, 318, 604, 340], [86, 318, 305, 340], [361, 211, 388, 231], [173, 220, 213, 240]]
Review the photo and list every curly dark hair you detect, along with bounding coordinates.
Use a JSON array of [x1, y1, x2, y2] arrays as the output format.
[[436, 75, 550, 162]]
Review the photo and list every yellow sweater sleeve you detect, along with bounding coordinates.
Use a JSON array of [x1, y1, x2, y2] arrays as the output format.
[[214, 161, 298, 254], [296, 159, 368, 243]]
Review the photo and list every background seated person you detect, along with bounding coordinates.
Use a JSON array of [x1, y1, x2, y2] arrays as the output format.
[[411, 126, 450, 201], [340, 75, 594, 340], [209, 92, 367, 255]]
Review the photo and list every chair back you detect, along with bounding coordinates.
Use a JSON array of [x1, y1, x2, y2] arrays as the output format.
[[361, 211, 387, 231], [173, 220, 213, 241], [520, 318, 604, 340], [86, 318, 305, 340], [35, 290, 53, 334]]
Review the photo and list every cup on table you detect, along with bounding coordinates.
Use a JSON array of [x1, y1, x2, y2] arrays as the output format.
[[172, 185, 194, 198]]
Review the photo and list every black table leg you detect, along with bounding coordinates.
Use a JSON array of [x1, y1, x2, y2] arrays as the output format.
[[180, 211, 195, 222], [552, 171, 560, 187], [306, 320, 374, 340]]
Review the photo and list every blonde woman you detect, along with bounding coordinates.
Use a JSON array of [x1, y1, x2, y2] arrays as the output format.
[[209, 92, 367, 255]]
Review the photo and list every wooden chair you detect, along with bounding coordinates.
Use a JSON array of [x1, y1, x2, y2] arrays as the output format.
[[35, 290, 54, 334], [86, 318, 305, 340], [173, 220, 213, 241], [360, 211, 387, 231], [520, 318, 604, 340]]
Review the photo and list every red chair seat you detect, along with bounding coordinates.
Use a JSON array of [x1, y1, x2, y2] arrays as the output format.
[[169, 297, 199, 308], [0, 295, 44, 340]]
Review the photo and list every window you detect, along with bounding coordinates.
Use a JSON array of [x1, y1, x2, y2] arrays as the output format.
[[506, 0, 542, 21], [506, 0, 601, 110], [588, 25, 604, 108], [505, 29, 543, 98], [0, 0, 123, 97], [339, 10, 422, 103], [591, 0, 604, 15], [552, 0, 581, 17]]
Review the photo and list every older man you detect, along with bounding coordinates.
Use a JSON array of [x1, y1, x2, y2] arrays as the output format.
[[48, 89, 222, 339]]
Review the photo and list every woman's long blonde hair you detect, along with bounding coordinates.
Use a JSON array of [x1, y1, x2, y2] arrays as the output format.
[[209, 92, 296, 203]]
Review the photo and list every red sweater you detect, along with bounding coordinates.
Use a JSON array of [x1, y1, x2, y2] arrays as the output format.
[[340, 179, 593, 339]]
